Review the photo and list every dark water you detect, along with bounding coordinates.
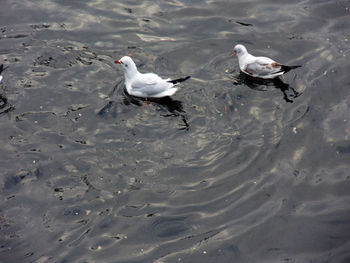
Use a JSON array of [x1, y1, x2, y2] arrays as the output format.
[[1, 0, 350, 262]]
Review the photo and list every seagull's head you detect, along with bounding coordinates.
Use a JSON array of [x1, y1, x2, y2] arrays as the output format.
[[232, 44, 248, 57], [115, 56, 137, 73]]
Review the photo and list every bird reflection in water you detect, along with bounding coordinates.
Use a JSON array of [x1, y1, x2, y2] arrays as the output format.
[[234, 71, 301, 103], [98, 87, 189, 130], [123, 90, 189, 130], [0, 64, 15, 115]]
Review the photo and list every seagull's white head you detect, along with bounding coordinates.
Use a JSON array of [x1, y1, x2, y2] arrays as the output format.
[[115, 56, 138, 74], [233, 44, 248, 57]]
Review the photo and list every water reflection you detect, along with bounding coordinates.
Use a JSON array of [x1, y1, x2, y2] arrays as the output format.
[[234, 72, 301, 103], [0, 66, 15, 114], [98, 88, 189, 130], [0, 94, 15, 115]]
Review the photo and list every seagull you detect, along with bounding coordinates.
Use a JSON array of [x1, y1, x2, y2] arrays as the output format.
[[232, 44, 301, 79], [115, 56, 190, 98], [0, 64, 5, 83]]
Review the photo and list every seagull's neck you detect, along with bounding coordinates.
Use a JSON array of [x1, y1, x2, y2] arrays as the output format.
[[124, 67, 140, 81], [239, 52, 253, 63]]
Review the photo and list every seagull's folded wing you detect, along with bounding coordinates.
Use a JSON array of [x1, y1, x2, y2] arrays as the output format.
[[245, 57, 282, 77], [131, 73, 173, 96]]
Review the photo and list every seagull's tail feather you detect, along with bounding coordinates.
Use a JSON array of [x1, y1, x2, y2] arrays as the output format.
[[0, 64, 9, 75], [168, 76, 191, 84], [280, 65, 301, 73]]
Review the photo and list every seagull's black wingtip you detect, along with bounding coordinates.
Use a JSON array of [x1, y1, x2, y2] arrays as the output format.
[[280, 65, 301, 73], [0, 64, 9, 74], [167, 76, 191, 84]]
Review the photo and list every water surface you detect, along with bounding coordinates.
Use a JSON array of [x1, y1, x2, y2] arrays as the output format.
[[1, 0, 350, 262]]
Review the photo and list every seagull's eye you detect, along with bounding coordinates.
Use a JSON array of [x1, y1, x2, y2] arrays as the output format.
[[125, 64, 128, 67]]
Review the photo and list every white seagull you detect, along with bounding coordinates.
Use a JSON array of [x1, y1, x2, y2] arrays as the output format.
[[0, 64, 5, 83], [115, 56, 190, 98], [232, 44, 301, 79]]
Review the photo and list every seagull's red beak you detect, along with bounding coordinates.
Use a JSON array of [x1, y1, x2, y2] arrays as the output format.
[[232, 51, 236, 57], [115, 60, 121, 64]]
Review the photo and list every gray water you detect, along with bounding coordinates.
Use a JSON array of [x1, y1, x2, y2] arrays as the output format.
[[1, 0, 350, 262]]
